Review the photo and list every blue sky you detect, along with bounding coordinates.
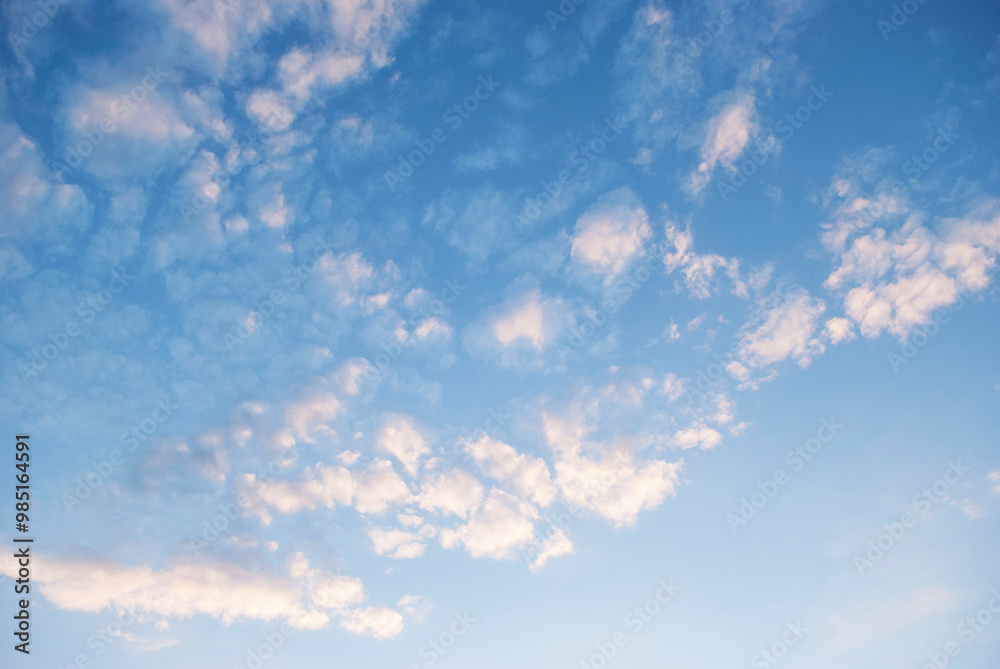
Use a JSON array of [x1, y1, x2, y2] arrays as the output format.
[[1, 0, 999, 667]]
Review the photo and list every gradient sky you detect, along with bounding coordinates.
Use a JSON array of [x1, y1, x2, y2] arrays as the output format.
[[1, 0, 999, 668]]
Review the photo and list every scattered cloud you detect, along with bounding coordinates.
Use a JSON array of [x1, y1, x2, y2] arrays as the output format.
[[570, 187, 652, 282], [689, 93, 757, 194], [737, 289, 826, 368]]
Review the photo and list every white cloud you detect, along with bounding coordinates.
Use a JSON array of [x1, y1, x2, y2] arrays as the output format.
[[285, 392, 341, 444], [334, 114, 375, 147], [821, 164, 1000, 341], [711, 393, 735, 425], [824, 316, 856, 344], [465, 282, 575, 369], [737, 289, 826, 368], [417, 468, 485, 519], [690, 93, 757, 193], [412, 317, 452, 341], [422, 187, 521, 264], [663, 223, 746, 299], [396, 594, 433, 620], [439, 489, 538, 560], [68, 86, 195, 145], [246, 90, 294, 131], [337, 606, 404, 640], [467, 436, 557, 506], [673, 423, 722, 450], [0, 122, 91, 247], [662, 373, 687, 401], [279, 49, 365, 101], [317, 251, 379, 307], [529, 528, 574, 573], [338, 451, 361, 467], [161, 0, 275, 68], [367, 527, 426, 559], [352, 459, 414, 514], [259, 187, 291, 229], [664, 320, 681, 341], [376, 414, 429, 477], [309, 571, 366, 611], [16, 554, 377, 633], [178, 88, 232, 142], [241, 464, 353, 524], [543, 413, 682, 528], [165, 0, 424, 103], [396, 513, 424, 527], [492, 290, 549, 350], [570, 187, 652, 281], [686, 313, 707, 331], [335, 359, 373, 396], [824, 201, 1000, 340], [59, 84, 198, 181], [287, 551, 311, 578]]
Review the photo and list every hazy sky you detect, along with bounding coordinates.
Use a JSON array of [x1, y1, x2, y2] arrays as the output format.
[[1, 0, 999, 667]]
